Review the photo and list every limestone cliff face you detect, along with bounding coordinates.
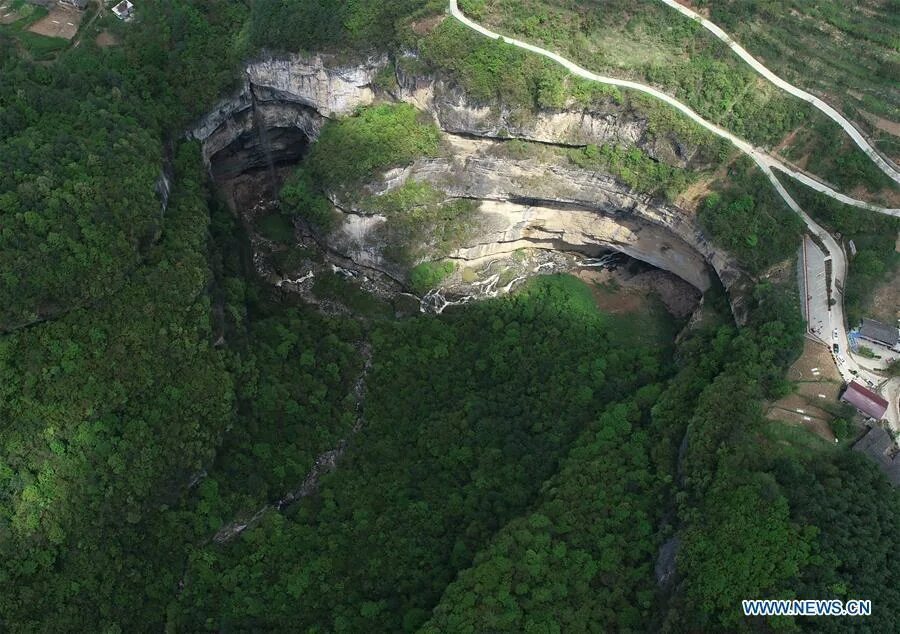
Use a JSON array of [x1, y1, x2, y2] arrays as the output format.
[[192, 53, 751, 322], [190, 54, 386, 177], [392, 60, 702, 169], [329, 134, 749, 319]]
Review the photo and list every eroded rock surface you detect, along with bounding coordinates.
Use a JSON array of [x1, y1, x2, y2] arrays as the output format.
[[192, 53, 751, 322]]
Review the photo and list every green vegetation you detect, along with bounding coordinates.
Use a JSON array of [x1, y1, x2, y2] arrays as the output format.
[[311, 271, 395, 319], [698, 0, 900, 156], [0, 0, 246, 331], [175, 274, 672, 632], [452, 0, 898, 202], [699, 158, 804, 273], [0, 4, 61, 61], [370, 182, 480, 265], [248, 0, 444, 54], [459, 0, 807, 147], [200, 305, 364, 519], [280, 104, 443, 237], [257, 213, 295, 243], [781, 110, 898, 201], [281, 111, 476, 271], [418, 18, 570, 110], [0, 143, 236, 631], [784, 177, 900, 325], [4, 2, 900, 632], [423, 396, 664, 631], [410, 260, 457, 293], [830, 418, 851, 441], [416, 17, 725, 164], [305, 104, 441, 193], [568, 142, 693, 200], [279, 172, 339, 232]]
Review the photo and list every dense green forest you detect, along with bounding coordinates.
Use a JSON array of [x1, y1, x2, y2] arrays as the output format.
[[699, 157, 804, 273], [2, 1, 899, 632]]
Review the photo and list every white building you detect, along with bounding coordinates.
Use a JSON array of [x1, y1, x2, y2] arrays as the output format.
[[111, 0, 134, 21]]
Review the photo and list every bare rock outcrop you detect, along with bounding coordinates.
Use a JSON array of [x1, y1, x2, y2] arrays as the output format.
[[192, 53, 752, 322]]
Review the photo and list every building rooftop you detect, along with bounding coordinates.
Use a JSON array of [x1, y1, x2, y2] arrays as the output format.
[[60, 0, 89, 10], [853, 426, 900, 486], [841, 381, 889, 420], [859, 318, 899, 347], [112, 0, 134, 19]]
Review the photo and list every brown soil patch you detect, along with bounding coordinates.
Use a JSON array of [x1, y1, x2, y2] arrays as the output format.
[[787, 338, 842, 382], [675, 174, 715, 212], [410, 14, 444, 35], [577, 266, 700, 318], [767, 408, 836, 443], [868, 265, 900, 324], [28, 5, 83, 41], [858, 109, 900, 138], [773, 394, 833, 421], [773, 127, 802, 154], [95, 31, 118, 48], [796, 380, 842, 402], [578, 270, 644, 314], [849, 183, 900, 208], [769, 339, 843, 442], [674, 0, 709, 17], [0, 1, 20, 25]]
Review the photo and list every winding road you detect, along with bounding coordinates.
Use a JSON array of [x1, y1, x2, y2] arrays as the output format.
[[657, 0, 900, 187], [448, 0, 900, 425], [448, 1, 899, 218]]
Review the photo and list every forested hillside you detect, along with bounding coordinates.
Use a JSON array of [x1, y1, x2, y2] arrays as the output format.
[[1, 1, 899, 632]]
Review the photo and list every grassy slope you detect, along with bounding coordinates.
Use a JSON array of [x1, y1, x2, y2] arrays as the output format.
[[700, 0, 900, 158], [456, 0, 899, 202]]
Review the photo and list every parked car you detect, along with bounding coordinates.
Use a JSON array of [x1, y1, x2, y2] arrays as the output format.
[[833, 343, 840, 354], [833, 328, 839, 340]]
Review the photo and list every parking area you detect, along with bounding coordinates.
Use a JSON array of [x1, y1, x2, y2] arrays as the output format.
[[801, 235, 831, 344], [27, 4, 83, 40]]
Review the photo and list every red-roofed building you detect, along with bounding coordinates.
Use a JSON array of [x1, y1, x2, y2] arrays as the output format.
[[841, 381, 889, 420]]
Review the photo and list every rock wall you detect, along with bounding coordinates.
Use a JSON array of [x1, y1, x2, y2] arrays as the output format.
[[191, 53, 751, 322]]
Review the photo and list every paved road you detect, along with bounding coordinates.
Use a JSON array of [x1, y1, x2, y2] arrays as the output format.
[[448, 0, 900, 425], [657, 0, 900, 186], [448, 1, 899, 218]]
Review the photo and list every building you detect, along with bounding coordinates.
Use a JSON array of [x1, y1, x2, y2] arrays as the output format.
[[841, 381, 889, 420], [858, 318, 899, 350], [59, 0, 88, 9], [853, 426, 900, 486], [111, 0, 134, 20]]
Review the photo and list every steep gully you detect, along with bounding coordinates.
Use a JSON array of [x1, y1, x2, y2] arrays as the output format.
[[449, 1, 900, 425]]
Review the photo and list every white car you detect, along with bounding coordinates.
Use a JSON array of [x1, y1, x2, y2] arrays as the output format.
[[832, 328, 839, 340], [837, 355, 845, 365]]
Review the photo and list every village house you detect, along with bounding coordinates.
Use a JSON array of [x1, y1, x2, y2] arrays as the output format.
[[858, 318, 900, 351], [853, 426, 900, 486], [841, 380, 889, 420], [59, 0, 88, 10], [111, 0, 133, 21]]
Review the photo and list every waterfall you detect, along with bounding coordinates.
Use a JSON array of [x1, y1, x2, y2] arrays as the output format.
[[248, 79, 278, 196]]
